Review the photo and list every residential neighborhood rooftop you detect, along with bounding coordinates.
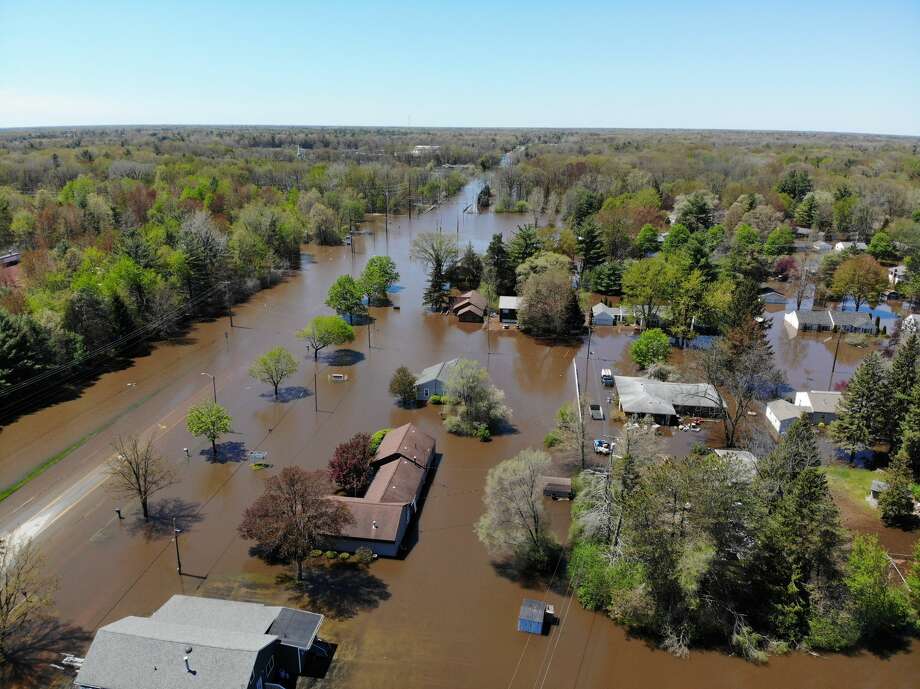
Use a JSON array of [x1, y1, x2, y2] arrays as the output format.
[[613, 376, 721, 417]]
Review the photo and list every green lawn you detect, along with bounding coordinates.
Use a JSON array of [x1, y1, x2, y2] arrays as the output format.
[[820, 463, 885, 511]]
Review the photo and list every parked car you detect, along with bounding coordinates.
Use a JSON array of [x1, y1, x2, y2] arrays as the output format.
[[593, 439, 611, 454], [600, 368, 614, 386], [589, 403, 604, 420]]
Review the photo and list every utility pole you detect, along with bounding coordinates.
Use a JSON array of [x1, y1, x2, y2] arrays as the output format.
[[583, 313, 593, 395], [367, 321, 372, 351], [313, 366, 318, 413], [828, 330, 844, 390], [173, 518, 182, 574]]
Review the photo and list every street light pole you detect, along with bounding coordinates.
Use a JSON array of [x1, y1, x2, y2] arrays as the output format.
[[201, 373, 216, 403], [173, 518, 182, 574], [313, 366, 318, 413]]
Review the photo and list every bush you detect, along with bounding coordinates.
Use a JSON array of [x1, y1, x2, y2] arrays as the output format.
[[338, 552, 351, 561], [429, 394, 444, 405], [570, 542, 613, 611], [324, 550, 337, 559], [806, 606, 860, 651], [475, 424, 491, 442], [544, 430, 562, 448], [310, 549, 323, 558], [354, 547, 375, 565], [369, 428, 391, 454]]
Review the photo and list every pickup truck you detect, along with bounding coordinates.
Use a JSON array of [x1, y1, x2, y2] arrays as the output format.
[[593, 439, 611, 454], [589, 403, 604, 420]]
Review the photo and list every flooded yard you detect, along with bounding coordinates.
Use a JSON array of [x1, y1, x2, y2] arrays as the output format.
[[0, 180, 917, 688]]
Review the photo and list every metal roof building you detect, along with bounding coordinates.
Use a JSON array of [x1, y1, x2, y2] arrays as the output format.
[[613, 376, 722, 421]]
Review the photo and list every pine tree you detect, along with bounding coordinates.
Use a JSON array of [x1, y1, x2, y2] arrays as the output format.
[[424, 262, 450, 311], [794, 193, 817, 228], [576, 220, 605, 275], [898, 383, 920, 480], [564, 289, 585, 334], [508, 224, 542, 268], [483, 233, 515, 296], [878, 450, 916, 526], [723, 278, 765, 332], [831, 352, 889, 459], [756, 417, 822, 509], [887, 331, 920, 445]]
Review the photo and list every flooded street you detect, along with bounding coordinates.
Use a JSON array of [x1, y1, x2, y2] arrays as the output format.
[[1, 180, 917, 688]]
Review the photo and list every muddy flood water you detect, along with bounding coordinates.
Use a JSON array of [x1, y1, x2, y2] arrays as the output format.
[[0, 180, 917, 689]]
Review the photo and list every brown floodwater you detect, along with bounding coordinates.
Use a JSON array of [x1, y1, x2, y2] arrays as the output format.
[[0, 181, 917, 688]]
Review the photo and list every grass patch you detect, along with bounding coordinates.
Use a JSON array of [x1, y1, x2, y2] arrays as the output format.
[[0, 388, 159, 505], [820, 464, 885, 511]]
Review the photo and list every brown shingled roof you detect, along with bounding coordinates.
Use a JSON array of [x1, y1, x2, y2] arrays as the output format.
[[327, 497, 408, 542], [373, 423, 435, 469]]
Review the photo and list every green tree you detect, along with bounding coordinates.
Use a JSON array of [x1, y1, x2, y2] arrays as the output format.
[[833, 195, 858, 235], [508, 224, 543, 267], [878, 450, 916, 526], [755, 417, 822, 509], [634, 223, 659, 255], [325, 274, 366, 323], [585, 261, 623, 295], [831, 352, 889, 458], [360, 255, 399, 305], [661, 224, 690, 253], [844, 534, 911, 642], [577, 220, 605, 274], [723, 278, 765, 332], [630, 328, 671, 369], [668, 269, 708, 347], [518, 268, 583, 337], [887, 331, 920, 445], [483, 233, 515, 296], [794, 193, 818, 228], [764, 225, 796, 256], [675, 191, 715, 232], [297, 314, 355, 360], [443, 358, 510, 436], [248, 346, 299, 398], [475, 448, 553, 569], [453, 242, 483, 291], [867, 231, 896, 262], [389, 365, 417, 407], [186, 401, 233, 459], [776, 169, 813, 202], [831, 255, 888, 311], [310, 203, 341, 245], [621, 255, 682, 328]]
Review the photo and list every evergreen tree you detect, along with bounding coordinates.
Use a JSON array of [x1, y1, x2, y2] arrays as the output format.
[[723, 278, 765, 332], [898, 383, 920, 480], [634, 224, 659, 255], [586, 261, 622, 295], [483, 233, 516, 296], [576, 220, 605, 274], [452, 242, 483, 291], [755, 417, 822, 509], [508, 224, 542, 268], [878, 450, 916, 526], [887, 331, 920, 444], [565, 290, 586, 334], [794, 193, 817, 228], [831, 352, 889, 459], [423, 262, 450, 311]]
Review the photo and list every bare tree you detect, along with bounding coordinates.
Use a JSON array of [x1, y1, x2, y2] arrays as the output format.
[[106, 436, 177, 521], [0, 539, 57, 661], [548, 401, 588, 469], [790, 258, 812, 310]]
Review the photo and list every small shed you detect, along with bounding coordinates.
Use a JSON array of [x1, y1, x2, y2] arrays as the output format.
[[540, 476, 573, 500], [591, 302, 629, 326], [869, 480, 889, 501], [517, 599, 547, 635]]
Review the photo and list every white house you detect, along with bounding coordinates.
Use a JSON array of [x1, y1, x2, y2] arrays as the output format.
[[766, 399, 802, 435], [591, 302, 630, 326], [834, 241, 868, 252], [784, 309, 874, 333], [793, 390, 842, 425], [889, 265, 908, 285], [498, 295, 520, 324], [812, 240, 833, 252]]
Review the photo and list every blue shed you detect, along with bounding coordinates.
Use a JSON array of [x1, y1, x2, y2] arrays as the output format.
[[517, 598, 547, 635]]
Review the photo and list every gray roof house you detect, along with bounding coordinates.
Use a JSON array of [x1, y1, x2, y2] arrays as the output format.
[[759, 286, 787, 305], [591, 302, 630, 325], [414, 358, 459, 401], [613, 376, 722, 424], [765, 399, 802, 435], [75, 595, 324, 689], [784, 309, 874, 333], [793, 390, 842, 424]]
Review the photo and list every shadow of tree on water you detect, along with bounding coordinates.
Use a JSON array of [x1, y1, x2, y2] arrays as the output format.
[[276, 563, 390, 621], [124, 497, 204, 540], [0, 615, 91, 689]]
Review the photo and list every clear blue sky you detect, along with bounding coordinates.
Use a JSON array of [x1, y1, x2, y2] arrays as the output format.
[[1, 1, 918, 135]]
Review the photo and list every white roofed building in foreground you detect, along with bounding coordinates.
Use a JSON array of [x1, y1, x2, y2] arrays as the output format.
[[613, 376, 722, 424], [75, 595, 324, 689]]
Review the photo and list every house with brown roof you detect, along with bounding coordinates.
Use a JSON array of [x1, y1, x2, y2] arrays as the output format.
[[450, 290, 488, 322], [328, 423, 436, 557]]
